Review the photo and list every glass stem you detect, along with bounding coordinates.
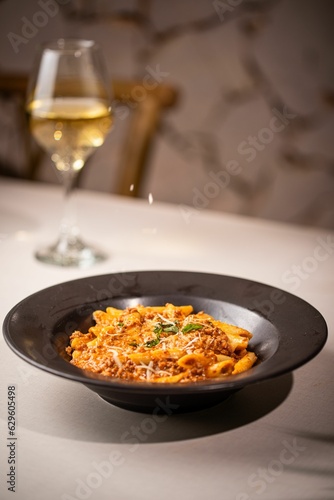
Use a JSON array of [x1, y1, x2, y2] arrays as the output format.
[[58, 169, 80, 251]]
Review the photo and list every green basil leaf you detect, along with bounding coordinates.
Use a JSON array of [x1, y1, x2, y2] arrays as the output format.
[[145, 338, 160, 348], [182, 323, 203, 333], [162, 325, 178, 333], [145, 332, 161, 348]]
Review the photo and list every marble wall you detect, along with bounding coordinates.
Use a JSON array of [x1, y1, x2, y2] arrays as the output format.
[[0, 0, 333, 229]]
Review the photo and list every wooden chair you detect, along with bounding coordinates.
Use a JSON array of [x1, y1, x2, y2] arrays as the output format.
[[0, 73, 178, 197]]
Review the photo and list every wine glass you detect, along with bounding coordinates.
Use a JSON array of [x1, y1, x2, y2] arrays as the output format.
[[26, 39, 113, 267]]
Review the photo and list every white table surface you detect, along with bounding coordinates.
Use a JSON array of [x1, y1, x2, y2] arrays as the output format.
[[1, 177, 333, 500]]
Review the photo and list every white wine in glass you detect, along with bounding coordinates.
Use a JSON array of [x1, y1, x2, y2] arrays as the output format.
[[26, 39, 113, 267]]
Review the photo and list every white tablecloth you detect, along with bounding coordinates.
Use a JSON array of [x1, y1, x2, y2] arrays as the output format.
[[1, 178, 333, 500]]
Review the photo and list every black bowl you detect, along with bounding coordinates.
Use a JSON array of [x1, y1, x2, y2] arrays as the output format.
[[2, 271, 327, 414]]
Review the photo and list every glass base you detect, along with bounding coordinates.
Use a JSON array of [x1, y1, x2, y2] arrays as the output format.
[[35, 236, 108, 268]]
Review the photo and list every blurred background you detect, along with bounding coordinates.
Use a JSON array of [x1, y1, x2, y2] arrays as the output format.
[[0, 0, 333, 229]]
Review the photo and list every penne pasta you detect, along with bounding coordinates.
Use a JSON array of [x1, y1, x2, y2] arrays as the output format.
[[232, 352, 258, 374], [206, 360, 235, 377], [177, 353, 211, 368]]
